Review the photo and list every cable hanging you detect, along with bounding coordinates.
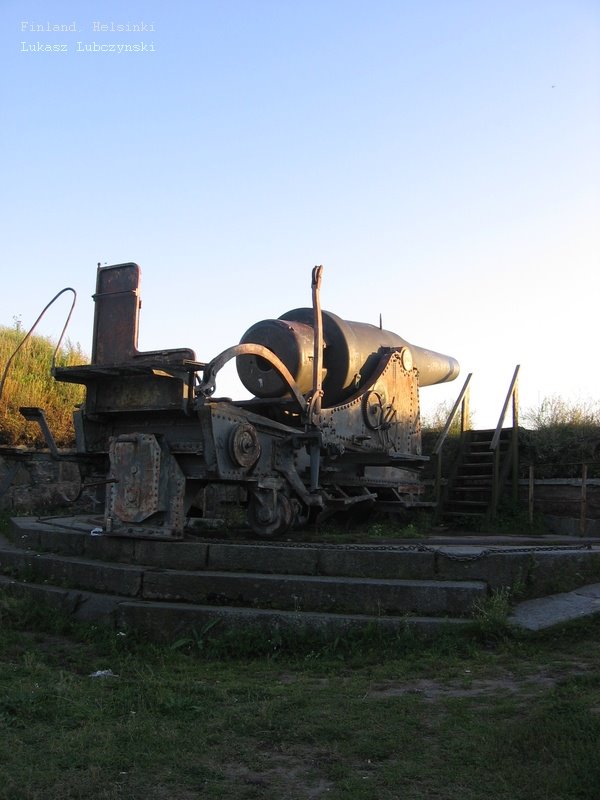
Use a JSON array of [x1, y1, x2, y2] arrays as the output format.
[[0, 287, 77, 403]]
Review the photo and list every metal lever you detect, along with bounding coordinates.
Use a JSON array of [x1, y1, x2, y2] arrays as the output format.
[[309, 265, 324, 491]]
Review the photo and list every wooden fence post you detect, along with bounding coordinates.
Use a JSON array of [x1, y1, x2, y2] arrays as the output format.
[[580, 463, 588, 537], [528, 465, 534, 525]]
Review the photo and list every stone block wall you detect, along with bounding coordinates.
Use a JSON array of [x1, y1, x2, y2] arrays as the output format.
[[0, 448, 100, 514]]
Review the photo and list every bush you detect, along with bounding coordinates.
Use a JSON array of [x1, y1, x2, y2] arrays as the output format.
[[523, 395, 600, 429], [421, 399, 474, 435], [521, 395, 600, 478]]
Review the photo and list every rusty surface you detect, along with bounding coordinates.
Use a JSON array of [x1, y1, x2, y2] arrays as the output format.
[[54, 262, 460, 539], [92, 263, 141, 364], [108, 434, 162, 523]]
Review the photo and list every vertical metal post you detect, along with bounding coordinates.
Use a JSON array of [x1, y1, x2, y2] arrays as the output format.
[[309, 265, 324, 492], [311, 265, 324, 421]]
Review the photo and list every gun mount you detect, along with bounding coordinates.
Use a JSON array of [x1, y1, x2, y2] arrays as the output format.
[[54, 262, 459, 539]]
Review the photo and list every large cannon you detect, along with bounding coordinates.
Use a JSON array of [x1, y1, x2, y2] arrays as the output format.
[[54, 263, 459, 538], [237, 308, 459, 403]]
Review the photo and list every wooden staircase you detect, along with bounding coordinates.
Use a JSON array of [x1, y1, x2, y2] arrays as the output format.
[[440, 429, 513, 523], [430, 366, 521, 526]]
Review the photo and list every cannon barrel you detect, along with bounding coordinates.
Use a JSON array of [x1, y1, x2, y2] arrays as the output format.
[[236, 308, 459, 405]]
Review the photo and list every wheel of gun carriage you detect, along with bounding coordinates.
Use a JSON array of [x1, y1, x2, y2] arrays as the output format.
[[247, 489, 294, 538]]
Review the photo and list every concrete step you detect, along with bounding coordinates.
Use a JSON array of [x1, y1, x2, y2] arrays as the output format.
[[0, 548, 144, 597], [456, 466, 494, 476], [450, 487, 492, 496], [10, 517, 439, 579], [444, 500, 489, 511], [0, 575, 472, 640], [8, 518, 600, 598], [0, 546, 486, 617], [5, 517, 600, 643], [141, 570, 486, 616]]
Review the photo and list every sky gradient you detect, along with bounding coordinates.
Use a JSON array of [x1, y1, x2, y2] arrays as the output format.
[[1, 1, 599, 427]]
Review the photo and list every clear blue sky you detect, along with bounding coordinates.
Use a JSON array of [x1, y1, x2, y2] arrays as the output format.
[[1, 0, 598, 427]]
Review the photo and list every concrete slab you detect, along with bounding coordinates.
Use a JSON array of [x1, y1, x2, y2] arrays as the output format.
[[509, 583, 600, 631]]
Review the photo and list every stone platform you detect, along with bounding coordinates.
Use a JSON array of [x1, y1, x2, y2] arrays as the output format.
[[2, 516, 600, 641]]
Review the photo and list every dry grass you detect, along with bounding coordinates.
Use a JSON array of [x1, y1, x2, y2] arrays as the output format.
[[0, 325, 86, 447]]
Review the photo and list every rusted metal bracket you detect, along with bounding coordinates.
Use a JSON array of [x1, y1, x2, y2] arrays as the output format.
[[19, 407, 62, 460]]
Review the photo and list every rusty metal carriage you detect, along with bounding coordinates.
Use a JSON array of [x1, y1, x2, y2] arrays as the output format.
[[54, 263, 459, 538]]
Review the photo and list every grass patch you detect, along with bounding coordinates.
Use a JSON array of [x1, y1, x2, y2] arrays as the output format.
[[309, 512, 435, 544], [1, 590, 600, 799], [471, 587, 512, 640], [0, 512, 11, 535], [472, 502, 549, 537]]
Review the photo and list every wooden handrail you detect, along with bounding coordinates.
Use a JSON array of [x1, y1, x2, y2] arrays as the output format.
[[490, 364, 520, 451], [432, 373, 472, 516], [432, 373, 473, 455], [490, 365, 520, 515]]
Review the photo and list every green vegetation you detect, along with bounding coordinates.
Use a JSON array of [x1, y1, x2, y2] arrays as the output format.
[[523, 395, 600, 429], [521, 395, 600, 478], [422, 394, 600, 478], [1, 590, 599, 799], [308, 514, 433, 543], [471, 587, 512, 637], [0, 325, 85, 447]]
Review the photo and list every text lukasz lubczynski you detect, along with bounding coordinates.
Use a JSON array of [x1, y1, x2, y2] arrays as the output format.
[[20, 21, 157, 53]]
